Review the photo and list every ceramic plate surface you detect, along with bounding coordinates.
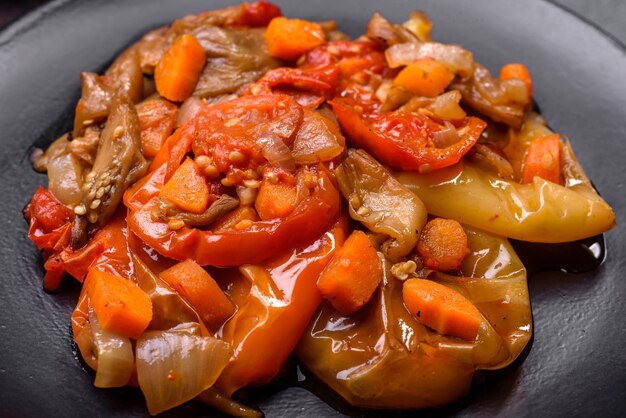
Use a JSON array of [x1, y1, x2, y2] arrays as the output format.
[[1, 1, 625, 416]]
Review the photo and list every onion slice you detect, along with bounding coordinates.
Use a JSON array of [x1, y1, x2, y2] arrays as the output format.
[[292, 110, 345, 164], [136, 325, 232, 415], [427, 90, 466, 121], [385, 42, 475, 78], [88, 307, 135, 388], [385, 42, 474, 77], [47, 152, 84, 207], [176, 96, 206, 128], [431, 122, 460, 148], [256, 132, 296, 171]]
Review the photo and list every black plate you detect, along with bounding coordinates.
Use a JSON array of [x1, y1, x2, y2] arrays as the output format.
[[1, 0, 625, 417]]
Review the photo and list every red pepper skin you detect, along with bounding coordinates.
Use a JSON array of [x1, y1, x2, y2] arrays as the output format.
[[331, 100, 486, 172], [24, 187, 75, 290], [126, 168, 341, 267], [216, 215, 348, 395], [244, 64, 340, 108], [25, 186, 73, 249]]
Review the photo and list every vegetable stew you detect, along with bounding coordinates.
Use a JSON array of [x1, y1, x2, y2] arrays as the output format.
[[24, 2, 615, 416]]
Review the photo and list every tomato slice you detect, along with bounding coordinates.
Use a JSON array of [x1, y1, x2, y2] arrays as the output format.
[[235, 1, 282, 27], [151, 94, 304, 183], [244, 64, 339, 107], [304, 41, 385, 71], [331, 99, 486, 172], [191, 94, 303, 173], [25, 186, 74, 239]]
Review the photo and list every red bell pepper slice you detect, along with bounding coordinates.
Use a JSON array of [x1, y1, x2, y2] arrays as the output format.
[[126, 167, 341, 267]]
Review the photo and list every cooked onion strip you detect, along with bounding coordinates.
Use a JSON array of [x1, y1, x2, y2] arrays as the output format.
[[88, 307, 135, 388], [386, 42, 475, 78], [256, 132, 296, 171], [136, 325, 232, 415]]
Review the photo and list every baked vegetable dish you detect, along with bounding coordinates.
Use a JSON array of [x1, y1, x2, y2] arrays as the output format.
[[24, 2, 615, 416]]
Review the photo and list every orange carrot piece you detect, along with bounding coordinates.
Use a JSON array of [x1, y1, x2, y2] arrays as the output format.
[[255, 178, 297, 220], [521, 133, 561, 184], [317, 230, 382, 315], [86, 268, 153, 339], [500, 63, 533, 99], [417, 218, 469, 272], [265, 17, 326, 61], [159, 157, 209, 213], [393, 58, 454, 97], [155, 34, 206, 102], [211, 206, 259, 232], [136, 98, 178, 158], [160, 259, 235, 329], [403, 278, 482, 341]]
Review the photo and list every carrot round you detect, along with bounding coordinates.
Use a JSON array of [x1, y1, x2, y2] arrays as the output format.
[[500, 63, 533, 99], [402, 278, 482, 341], [159, 157, 209, 214], [417, 218, 469, 272], [255, 177, 297, 220], [159, 259, 235, 329], [265, 17, 326, 61], [86, 268, 152, 339], [521, 133, 561, 184], [317, 230, 382, 315], [155, 34, 206, 102], [136, 98, 178, 158], [393, 58, 454, 97]]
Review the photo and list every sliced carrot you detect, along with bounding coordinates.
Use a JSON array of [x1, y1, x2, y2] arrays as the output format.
[[521, 133, 561, 184], [317, 230, 382, 315], [160, 259, 235, 329], [255, 177, 297, 220], [136, 98, 178, 158], [393, 58, 454, 98], [155, 34, 206, 102], [417, 218, 469, 272], [159, 157, 209, 214], [403, 278, 482, 341], [211, 205, 259, 232], [86, 268, 152, 339], [500, 63, 533, 99], [265, 17, 326, 61]]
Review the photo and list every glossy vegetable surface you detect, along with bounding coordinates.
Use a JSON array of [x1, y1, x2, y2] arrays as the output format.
[[22, 2, 616, 416], [215, 217, 347, 395], [297, 226, 532, 409], [86, 268, 153, 339], [316, 230, 383, 315], [396, 159, 615, 243], [126, 166, 341, 266], [155, 34, 206, 102]]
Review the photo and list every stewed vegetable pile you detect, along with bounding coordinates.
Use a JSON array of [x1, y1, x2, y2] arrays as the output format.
[[25, 2, 614, 416]]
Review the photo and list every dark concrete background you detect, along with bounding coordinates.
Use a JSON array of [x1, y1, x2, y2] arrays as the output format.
[[551, 0, 626, 45]]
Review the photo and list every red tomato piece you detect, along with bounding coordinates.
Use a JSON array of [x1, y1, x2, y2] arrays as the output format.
[[235, 1, 282, 27], [245, 65, 339, 107], [190, 94, 303, 175], [25, 186, 73, 234], [331, 99, 486, 172]]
